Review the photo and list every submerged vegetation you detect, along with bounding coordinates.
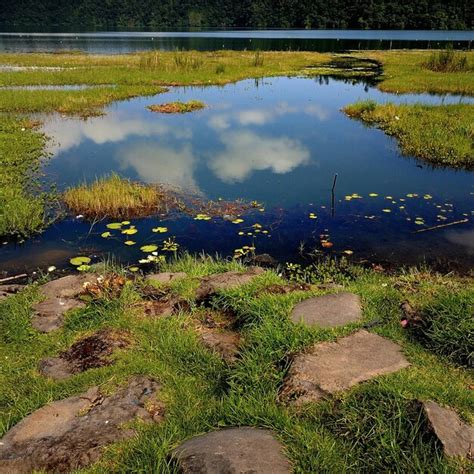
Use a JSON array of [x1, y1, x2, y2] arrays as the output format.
[[147, 100, 206, 114], [0, 256, 472, 471], [344, 101, 474, 169], [63, 174, 166, 219]]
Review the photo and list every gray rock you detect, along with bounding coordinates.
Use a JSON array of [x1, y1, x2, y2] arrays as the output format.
[[290, 292, 362, 328], [0, 284, 24, 301], [0, 376, 163, 473], [172, 427, 291, 473], [32, 274, 99, 332], [196, 267, 264, 301], [147, 272, 187, 284], [281, 330, 409, 405], [423, 401, 474, 459]]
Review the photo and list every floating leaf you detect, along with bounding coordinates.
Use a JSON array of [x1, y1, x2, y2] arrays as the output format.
[[163, 238, 179, 252], [122, 228, 138, 235], [238, 231, 244, 236], [124, 240, 136, 246], [343, 250, 354, 255], [77, 264, 91, 272], [129, 266, 139, 272], [106, 222, 122, 229], [369, 193, 378, 197], [140, 245, 158, 253], [121, 221, 130, 225], [101, 232, 112, 238], [382, 209, 391, 213], [232, 218, 244, 224], [152, 227, 168, 233], [70, 256, 91, 266]]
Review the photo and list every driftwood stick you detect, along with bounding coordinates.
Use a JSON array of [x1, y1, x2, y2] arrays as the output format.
[[413, 218, 469, 234], [0, 273, 28, 283]]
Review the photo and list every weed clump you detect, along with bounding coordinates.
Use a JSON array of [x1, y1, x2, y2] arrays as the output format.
[[147, 100, 206, 114], [423, 47, 471, 73], [63, 174, 165, 219]]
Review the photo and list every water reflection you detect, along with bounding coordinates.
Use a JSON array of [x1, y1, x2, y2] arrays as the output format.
[[1, 75, 471, 273]]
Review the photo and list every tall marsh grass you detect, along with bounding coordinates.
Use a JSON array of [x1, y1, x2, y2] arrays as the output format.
[[63, 174, 164, 219], [423, 47, 471, 73]]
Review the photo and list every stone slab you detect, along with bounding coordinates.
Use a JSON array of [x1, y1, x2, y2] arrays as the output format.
[[172, 427, 291, 473], [291, 292, 362, 328], [280, 330, 410, 405]]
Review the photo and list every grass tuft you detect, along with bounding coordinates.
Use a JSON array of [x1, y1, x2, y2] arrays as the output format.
[[63, 174, 164, 219], [423, 47, 471, 73], [147, 100, 206, 114]]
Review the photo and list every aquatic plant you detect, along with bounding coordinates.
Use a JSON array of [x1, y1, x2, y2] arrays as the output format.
[[63, 174, 164, 219], [147, 100, 206, 114]]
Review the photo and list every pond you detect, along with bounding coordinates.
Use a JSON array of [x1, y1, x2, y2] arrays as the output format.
[[0, 29, 472, 53], [0, 76, 473, 274]]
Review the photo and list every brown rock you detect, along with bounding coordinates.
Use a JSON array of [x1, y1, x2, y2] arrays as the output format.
[[172, 427, 291, 473], [0, 376, 163, 473], [199, 329, 241, 362], [281, 330, 409, 405], [39, 328, 131, 380], [196, 267, 264, 301], [32, 274, 99, 333], [0, 284, 24, 301], [423, 401, 474, 459], [147, 272, 187, 284], [290, 292, 362, 328]]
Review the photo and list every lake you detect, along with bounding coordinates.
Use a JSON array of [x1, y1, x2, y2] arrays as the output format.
[[0, 29, 473, 53], [0, 75, 472, 274]]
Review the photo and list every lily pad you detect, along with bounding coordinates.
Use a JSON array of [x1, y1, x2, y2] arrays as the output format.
[[106, 223, 122, 230], [124, 240, 136, 246], [140, 245, 158, 253], [152, 227, 168, 233], [70, 256, 91, 266], [122, 228, 138, 235], [101, 232, 112, 238], [77, 264, 91, 272]]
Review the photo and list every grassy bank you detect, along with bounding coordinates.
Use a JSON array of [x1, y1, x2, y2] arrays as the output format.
[[0, 116, 48, 238], [344, 101, 474, 169], [0, 256, 472, 471], [0, 49, 472, 238]]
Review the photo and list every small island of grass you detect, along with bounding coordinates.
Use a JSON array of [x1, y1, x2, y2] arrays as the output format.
[[147, 100, 206, 114]]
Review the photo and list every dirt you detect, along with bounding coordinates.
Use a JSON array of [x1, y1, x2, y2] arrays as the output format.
[[137, 284, 190, 317], [258, 283, 313, 295], [0, 376, 163, 473], [0, 284, 24, 301], [39, 328, 131, 380]]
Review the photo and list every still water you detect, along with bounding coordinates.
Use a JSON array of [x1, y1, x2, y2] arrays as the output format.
[[0, 76, 472, 274], [0, 30, 472, 53]]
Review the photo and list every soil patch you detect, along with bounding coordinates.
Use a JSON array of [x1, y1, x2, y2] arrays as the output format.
[[0, 376, 163, 473], [172, 427, 291, 473], [280, 330, 410, 405], [0, 284, 24, 301], [39, 328, 131, 380]]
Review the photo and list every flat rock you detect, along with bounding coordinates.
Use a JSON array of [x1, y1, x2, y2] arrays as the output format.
[[0, 284, 24, 301], [0, 376, 163, 473], [172, 427, 291, 473], [147, 272, 187, 284], [423, 401, 474, 459], [290, 292, 362, 328], [32, 274, 99, 333], [195, 267, 264, 301], [39, 328, 131, 380], [280, 330, 409, 405]]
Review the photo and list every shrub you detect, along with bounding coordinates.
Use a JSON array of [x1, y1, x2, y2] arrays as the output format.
[[423, 47, 471, 73]]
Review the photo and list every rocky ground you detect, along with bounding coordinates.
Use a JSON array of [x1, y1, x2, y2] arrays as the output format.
[[0, 258, 472, 472]]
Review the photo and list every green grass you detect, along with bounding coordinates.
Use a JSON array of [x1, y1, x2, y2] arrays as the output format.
[[423, 48, 471, 73], [147, 100, 206, 114], [0, 116, 49, 238], [63, 174, 166, 219], [0, 257, 472, 472], [344, 100, 474, 169]]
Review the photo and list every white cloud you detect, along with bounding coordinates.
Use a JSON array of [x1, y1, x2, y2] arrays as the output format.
[[209, 131, 310, 183], [117, 141, 200, 193]]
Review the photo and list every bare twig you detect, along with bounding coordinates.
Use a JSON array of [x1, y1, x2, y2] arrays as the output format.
[[413, 218, 469, 234], [0, 273, 28, 283]]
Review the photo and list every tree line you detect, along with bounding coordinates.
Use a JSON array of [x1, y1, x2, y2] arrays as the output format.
[[1, 0, 472, 30]]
